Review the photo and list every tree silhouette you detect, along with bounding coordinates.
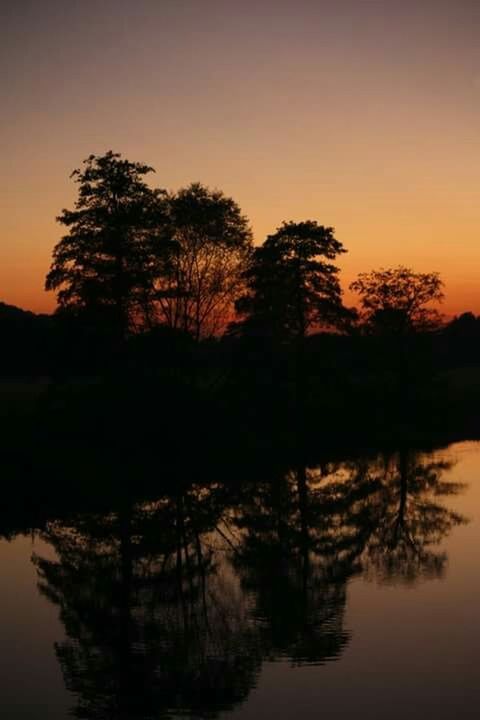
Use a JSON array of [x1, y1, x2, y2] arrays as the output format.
[[350, 266, 444, 336], [45, 151, 170, 341], [349, 268, 445, 420], [231, 221, 353, 419], [234, 221, 352, 345], [155, 183, 252, 341], [443, 312, 480, 366]]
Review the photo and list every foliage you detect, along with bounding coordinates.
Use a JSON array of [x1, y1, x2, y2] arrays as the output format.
[[350, 266, 444, 335], [45, 151, 170, 339], [234, 221, 352, 344], [155, 183, 253, 340]]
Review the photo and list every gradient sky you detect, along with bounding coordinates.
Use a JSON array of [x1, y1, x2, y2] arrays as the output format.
[[2, 0, 480, 314]]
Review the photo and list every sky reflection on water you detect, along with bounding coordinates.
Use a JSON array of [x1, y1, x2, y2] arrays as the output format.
[[1, 441, 479, 719]]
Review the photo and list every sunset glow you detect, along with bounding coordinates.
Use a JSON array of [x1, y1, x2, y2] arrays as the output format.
[[2, 0, 480, 315]]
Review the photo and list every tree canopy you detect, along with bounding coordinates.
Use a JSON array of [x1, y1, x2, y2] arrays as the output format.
[[350, 266, 444, 335], [155, 182, 253, 340], [234, 221, 352, 343], [45, 151, 169, 339]]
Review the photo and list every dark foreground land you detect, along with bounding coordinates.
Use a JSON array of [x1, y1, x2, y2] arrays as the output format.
[[1, 353, 480, 522]]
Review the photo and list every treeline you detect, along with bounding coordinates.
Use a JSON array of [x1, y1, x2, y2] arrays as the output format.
[[3, 299, 480, 379], [2, 150, 480, 455]]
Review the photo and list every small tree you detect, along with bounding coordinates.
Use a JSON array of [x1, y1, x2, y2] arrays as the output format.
[[234, 221, 351, 344], [46, 151, 170, 340], [350, 266, 444, 336], [350, 267, 445, 420], [155, 183, 253, 341]]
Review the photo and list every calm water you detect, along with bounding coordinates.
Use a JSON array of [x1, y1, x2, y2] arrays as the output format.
[[1, 441, 479, 719]]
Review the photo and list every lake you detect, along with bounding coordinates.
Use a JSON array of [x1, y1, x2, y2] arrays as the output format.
[[1, 440, 479, 719]]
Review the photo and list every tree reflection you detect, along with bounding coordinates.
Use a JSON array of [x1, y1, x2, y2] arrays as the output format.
[[231, 459, 382, 664], [360, 449, 467, 583], [33, 485, 262, 719], [31, 448, 468, 718]]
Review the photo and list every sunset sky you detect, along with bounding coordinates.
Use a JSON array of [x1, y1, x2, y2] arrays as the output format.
[[2, 0, 480, 315]]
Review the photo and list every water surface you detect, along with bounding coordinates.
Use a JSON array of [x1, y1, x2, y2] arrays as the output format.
[[1, 441, 479, 719]]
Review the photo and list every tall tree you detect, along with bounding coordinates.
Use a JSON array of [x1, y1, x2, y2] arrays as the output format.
[[234, 221, 352, 344], [155, 183, 253, 340], [45, 151, 170, 340], [350, 266, 444, 335]]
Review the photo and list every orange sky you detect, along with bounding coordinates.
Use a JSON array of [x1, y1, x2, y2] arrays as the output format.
[[2, 0, 479, 316]]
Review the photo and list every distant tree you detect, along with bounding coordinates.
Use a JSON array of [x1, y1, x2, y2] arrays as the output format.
[[0, 302, 52, 375], [444, 312, 480, 339], [154, 183, 253, 341], [234, 221, 352, 344], [442, 312, 480, 366], [350, 266, 444, 335], [45, 151, 170, 340]]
